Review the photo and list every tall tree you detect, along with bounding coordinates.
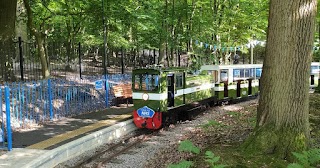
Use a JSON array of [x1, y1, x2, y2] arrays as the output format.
[[23, 0, 50, 78], [0, 0, 17, 39], [244, 0, 317, 159], [0, 0, 17, 81]]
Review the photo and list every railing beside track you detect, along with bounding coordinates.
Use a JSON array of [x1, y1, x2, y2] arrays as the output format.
[[0, 74, 132, 151]]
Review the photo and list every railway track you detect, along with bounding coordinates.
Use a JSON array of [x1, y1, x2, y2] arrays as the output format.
[[73, 130, 155, 168], [71, 103, 233, 168]]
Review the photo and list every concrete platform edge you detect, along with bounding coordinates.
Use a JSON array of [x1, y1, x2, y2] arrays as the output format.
[[23, 119, 137, 168]]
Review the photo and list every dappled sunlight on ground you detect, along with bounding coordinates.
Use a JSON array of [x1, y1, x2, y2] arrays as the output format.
[[221, 105, 244, 112]]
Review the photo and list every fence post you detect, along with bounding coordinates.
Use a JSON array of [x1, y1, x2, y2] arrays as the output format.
[[148, 49, 151, 65], [153, 49, 156, 65], [158, 49, 161, 65], [78, 42, 82, 79], [5, 87, 12, 151], [18, 37, 24, 81], [178, 50, 180, 67], [104, 75, 109, 108], [48, 79, 53, 120], [142, 50, 145, 67], [121, 47, 124, 74], [133, 48, 136, 67]]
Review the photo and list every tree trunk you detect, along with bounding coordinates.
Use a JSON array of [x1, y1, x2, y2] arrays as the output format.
[[0, 0, 17, 40], [243, 0, 317, 160], [66, 21, 72, 66], [165, 0, 169, 66], [0, 0, 17, 81], [35, 34, 50, 78], [23, 0, 50, 79], [158, 0, 167, 65], [15, 0, 27, 41]]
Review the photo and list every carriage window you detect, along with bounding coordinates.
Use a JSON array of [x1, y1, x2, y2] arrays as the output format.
[[220, 70, 228, 82], [234, 69, 241, 78], [234, 69, 245, 80], [176, 74, 183, 88], [250, 68, 255, 78], [244, 69, 250, 78], [311, 66, 319, 74], [256, 68, 262, 78], [239, 69, 245, 77], [134, 74, 159, 91]]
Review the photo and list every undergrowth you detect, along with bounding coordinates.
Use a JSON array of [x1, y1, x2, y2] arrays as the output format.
[[166, 94, 320, 168], [168, 140, 227, 168], [288, 148, 320, 168]]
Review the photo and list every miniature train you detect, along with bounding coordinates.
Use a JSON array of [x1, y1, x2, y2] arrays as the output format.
[[132, 62, 320, 129]]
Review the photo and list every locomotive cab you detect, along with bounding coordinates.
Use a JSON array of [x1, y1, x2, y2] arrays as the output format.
[[132, 67, 186, 129], [133, 67, 211, 129], [132, 69, 163, 129]]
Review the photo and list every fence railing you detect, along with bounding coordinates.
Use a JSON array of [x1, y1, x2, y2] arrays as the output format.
[[0, 74, 131, 151], [0, 37, 190, 82]]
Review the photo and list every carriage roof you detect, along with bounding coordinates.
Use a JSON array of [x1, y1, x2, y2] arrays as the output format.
[[200, 64, 263, 71], [133, 66, 187, 73]]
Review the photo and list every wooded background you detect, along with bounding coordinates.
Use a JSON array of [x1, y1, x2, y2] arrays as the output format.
[[0, 0, 319, 82]]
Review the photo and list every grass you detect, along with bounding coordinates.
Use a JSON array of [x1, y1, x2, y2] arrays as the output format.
[[196, 144, 289, 168], [309, 93, 320, 149]]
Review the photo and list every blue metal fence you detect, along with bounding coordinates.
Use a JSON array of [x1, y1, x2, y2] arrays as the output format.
[[0, 74, 131, 151], [0, 87, 13, 151], [0, 87, 4, 150]]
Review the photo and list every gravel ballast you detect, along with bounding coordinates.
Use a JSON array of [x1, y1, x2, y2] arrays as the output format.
[[56, 99, 257, 168]]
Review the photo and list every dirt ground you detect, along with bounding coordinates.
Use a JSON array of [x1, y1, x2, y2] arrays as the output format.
[[146, 93, 320, 168]]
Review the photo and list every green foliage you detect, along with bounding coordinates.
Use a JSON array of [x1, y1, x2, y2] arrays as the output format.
[[288, 148, 320, 168], [178, 140, 200, 154], [287, 163, 304, 168], [205, 151, 228, 168], [201, 120, 225, 129], [168, 160, 194, 168], [248, 117, 257, 127], [171, 140, 227, 168], [313, 50, 320, 62], [25, 0, 270, 66], [227, 111, 241, 117]]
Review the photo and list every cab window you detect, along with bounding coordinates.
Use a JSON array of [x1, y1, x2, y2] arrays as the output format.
[[134, 75, 141, 90], [134, 74, 159, 91], [167, 76, 172, 86], [176, 74, 183, 88]]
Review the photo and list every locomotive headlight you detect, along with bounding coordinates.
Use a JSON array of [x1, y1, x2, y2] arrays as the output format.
[[142, 93, 149, 101]]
